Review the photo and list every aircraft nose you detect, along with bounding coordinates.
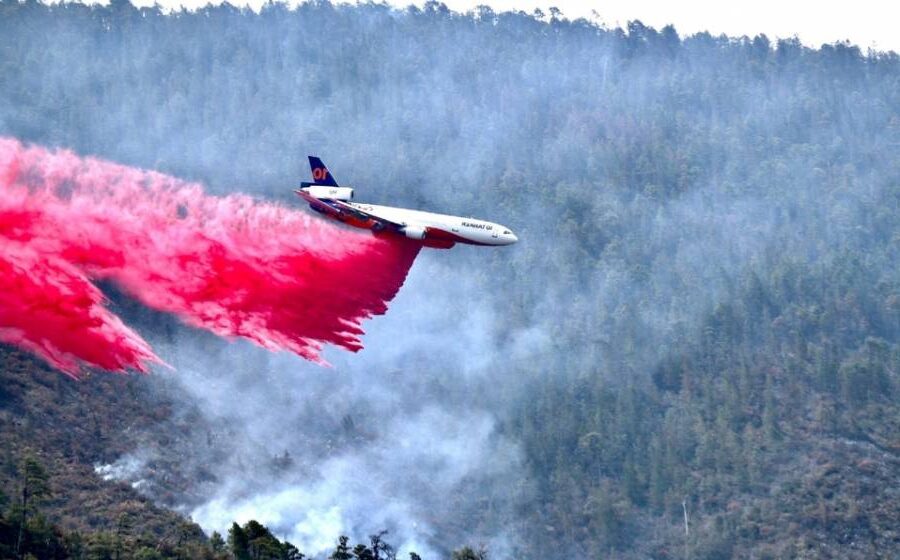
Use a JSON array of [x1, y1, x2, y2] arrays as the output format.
[[509, 232, 519, 244]]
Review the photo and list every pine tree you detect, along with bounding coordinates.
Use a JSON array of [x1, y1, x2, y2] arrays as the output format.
[[368, 531, 394, 560], [209, 531, 225, 553], [451, 546, 488, 560], [329, 536, 353, 560], [352, 543, 375, 560], [14, 454, 51, 559], [227, 522, 250, 560]]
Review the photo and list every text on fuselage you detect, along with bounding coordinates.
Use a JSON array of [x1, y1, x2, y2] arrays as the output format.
[[462, 221, 492, 230]]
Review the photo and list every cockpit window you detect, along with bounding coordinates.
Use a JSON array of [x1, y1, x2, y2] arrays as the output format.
[[503, 230, 511, 234]]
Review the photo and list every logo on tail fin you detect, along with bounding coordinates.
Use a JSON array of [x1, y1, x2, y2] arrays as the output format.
[[308, 156, 338, 186]]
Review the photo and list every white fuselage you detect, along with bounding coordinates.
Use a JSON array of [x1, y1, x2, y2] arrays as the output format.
[[346, 202, 518, 247]]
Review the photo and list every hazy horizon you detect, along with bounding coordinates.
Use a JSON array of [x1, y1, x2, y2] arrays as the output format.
[[48, 0, 900, 54]]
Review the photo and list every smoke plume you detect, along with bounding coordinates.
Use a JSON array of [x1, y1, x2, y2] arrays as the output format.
[[0, 138, 420, 376]]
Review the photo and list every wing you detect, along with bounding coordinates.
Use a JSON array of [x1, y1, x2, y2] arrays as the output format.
[[295, 188, 341, 217], [294, 190, 404, 231], [333, 199, 404, 227]]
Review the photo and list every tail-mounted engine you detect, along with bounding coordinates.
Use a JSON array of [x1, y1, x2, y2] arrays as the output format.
[[303, 186, 354, 201]]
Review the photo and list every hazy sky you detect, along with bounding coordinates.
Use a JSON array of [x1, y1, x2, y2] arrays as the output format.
[[440, 0, 898, 52], [126, 0, 900, 53]]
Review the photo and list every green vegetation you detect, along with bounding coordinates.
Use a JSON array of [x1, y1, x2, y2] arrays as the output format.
[[0, 350, 425, 559], [0, 463, 413, 560]]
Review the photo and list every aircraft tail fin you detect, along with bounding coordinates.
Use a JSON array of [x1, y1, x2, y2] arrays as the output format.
[[307, 156, 338, 186]]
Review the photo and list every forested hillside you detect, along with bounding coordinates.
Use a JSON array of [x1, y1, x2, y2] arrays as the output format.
[[1, 0, 899, 558]]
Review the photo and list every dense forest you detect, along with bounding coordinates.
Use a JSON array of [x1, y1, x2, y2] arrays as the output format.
[[1, 0, 899, 558], [0, 353, 431, 559]]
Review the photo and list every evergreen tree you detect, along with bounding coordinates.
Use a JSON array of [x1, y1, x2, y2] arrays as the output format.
[[451, 546, 487, 560], [209, 531, 226, 553], [329, 536, 353, 560], [227, 522, 250, 560], [14, 454, 52, 558]]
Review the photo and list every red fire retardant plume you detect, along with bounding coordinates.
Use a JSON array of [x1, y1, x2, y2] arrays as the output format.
[[0, 138, 421, 377]]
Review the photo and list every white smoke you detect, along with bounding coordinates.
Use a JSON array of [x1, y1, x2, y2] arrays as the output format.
[[94, 452, 151, 490], [139, 254, 531, 558]]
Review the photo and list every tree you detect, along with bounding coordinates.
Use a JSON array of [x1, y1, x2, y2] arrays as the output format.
[[132, 547, 164, 560], [330, 536, 353, 560], [209, 531, 226, 553], [451, 546, 488, 560], [86, 532, 117, 560], [368, 531, 395, 560], [113, 512, 134, 560], [14, 454, 52, 558], [282, 542, 305, 560], [352, 544, 375, 560], [228, 522, 250, 560]]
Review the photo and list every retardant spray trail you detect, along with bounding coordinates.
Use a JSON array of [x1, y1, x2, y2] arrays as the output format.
[[0, 138, 421, 377]]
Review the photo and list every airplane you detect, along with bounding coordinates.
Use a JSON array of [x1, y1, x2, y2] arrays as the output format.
[[294, 156, 518, 249]]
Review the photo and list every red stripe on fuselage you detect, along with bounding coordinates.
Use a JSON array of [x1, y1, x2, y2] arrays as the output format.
[[423, 227, 495, 246]]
